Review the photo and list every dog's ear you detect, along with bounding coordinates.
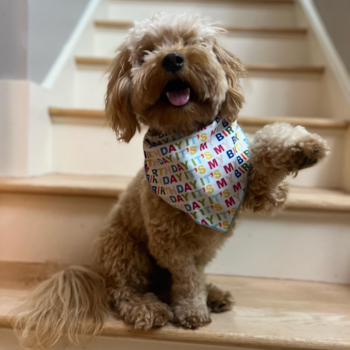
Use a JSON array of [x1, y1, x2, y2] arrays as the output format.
[[105, 44, 140, 142], [213, 40, 245, 118]]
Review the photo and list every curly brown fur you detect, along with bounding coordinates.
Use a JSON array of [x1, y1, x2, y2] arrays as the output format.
[[13, 267, 108, 349], [14, 13, 329, 349], [244, 123, 329, 212], [206, 283, 234, 313], [105, 13, 245, 137]]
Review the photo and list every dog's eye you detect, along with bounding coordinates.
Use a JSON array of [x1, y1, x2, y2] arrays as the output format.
[[140, 49, 154, 65], [143, 49, 154, 56]]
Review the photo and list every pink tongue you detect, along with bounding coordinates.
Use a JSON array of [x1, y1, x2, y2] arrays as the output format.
[[166, 88, 190, 106]]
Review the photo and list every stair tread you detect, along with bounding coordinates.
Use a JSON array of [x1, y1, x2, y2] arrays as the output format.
[[49, 107, 349, 130], [1, 261, 349, 349], [0, 174, 129, 198], [75, 56, 325, 73], [94, 20, 307, 34], [1, 174, 350, 212], [105, 0, 295, 3]]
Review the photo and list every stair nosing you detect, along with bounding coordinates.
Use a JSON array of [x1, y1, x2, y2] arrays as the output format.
[[48, 107, 349, 130], [1, 174, 350, 213], [94, 20, 307, 35]]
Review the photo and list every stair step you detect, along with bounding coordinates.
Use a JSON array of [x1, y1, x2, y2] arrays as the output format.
[[106, 0, 296, 28], [1, 178, 349, 281], [90, 29, 310, 69], [66, 59, 324, 115], [109, 0, 296, 2], [144, 0, 295, 2], [1, 174, 350, 212], [0, 174, 128, 198], [1, 260, 349, 350], [94, 20, 307, 35], [49, 107, 349, 130], [75, 56, 325, 74], [47, 108, 346, 188]]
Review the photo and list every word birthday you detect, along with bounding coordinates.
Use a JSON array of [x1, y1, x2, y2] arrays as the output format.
[[143, 116, 250, 232]]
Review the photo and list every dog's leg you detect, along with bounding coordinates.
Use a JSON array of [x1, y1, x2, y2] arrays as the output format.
[[169, 259, 211, 329], [243, 122, 329, 212], [206, 283, 234, 313], [95, 221, 173, 330], [148, 239, 211, 329]]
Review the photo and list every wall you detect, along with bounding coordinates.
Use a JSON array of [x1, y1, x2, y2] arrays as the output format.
[[28, 0, 90, 84], [313, 0, 350, 75], [0, 0, 89, 84], [0, 0, 28, 80]]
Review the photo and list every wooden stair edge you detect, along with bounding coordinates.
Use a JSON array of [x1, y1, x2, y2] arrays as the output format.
[[0, 174, 130, 199], [246, 64, 324, 74], [49, 107, 106, 119], [1, 174, 350, 213], [105, 0, 295, 3], [75, 56, 112, 66], [1, 260, 350, 350], [74, 56, 325, 74], [94, 20, 307, 35], [48, 108, 349, 130]]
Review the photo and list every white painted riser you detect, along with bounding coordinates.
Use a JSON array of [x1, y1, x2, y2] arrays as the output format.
[[1, 193, 350, 284], [103, 0, 296, 27], [66, 66, 323, 118], [52, 121, 343, 189], [89, 29, 310, 66], [241, 73, 322, 117]]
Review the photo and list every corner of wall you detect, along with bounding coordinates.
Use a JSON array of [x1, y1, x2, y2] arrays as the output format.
[[0, 80, 52, 177]]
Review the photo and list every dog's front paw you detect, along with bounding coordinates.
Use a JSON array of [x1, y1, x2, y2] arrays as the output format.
[[284, 126, 329, 172], [114, 294, 173, 330], [173, 302, 211, 329], [207, 283, 234, 313]]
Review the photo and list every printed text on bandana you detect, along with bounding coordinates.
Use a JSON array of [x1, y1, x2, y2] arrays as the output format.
[[143, 116, 250, 232]]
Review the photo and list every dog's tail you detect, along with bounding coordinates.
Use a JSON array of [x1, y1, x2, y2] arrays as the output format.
[[13, 266, 109, 350]]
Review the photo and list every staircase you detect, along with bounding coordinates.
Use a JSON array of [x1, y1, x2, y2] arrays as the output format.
[[1, 0, 350, 349]]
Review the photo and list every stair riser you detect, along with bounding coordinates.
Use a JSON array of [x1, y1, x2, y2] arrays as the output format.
[[0, 329, 253, 350], [52, 122, 344, 189], [241, 73, 323, 117], [105, 0, 296, 27], [90, 29, 309, 66], [73, 66, 323, 117], [1, 193, 349, 284]]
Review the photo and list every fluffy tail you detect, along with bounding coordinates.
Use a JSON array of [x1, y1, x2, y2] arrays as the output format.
[[13, 266, 109, 349]]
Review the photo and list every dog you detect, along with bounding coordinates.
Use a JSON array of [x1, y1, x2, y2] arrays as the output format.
[[14, 13, 329, 349]]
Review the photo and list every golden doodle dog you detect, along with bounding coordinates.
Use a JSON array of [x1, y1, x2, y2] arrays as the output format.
[[15, 13, 329, 349]]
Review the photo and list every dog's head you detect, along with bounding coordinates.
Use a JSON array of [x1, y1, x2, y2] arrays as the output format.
[[105, 13, 245, 142]]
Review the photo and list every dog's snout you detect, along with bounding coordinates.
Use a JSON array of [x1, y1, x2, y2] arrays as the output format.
[[162, 52, 184, 72]]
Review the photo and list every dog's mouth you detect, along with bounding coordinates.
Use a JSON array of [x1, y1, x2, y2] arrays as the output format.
[[163, 80, 191, 107]]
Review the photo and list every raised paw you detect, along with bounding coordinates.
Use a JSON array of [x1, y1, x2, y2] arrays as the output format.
[[251, 123, 329, 175], [284, 126, 329, 172], [173, 302, 211, 329], [206, 283, 234, 313], [112, 293, 173, 330]]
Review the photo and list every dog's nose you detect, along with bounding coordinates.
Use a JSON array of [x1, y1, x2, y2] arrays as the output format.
[[162, 52, 184, 72]]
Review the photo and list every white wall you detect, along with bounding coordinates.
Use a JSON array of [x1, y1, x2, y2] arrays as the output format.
[[313, 0, 350, 76], [0, 0, 28, 80], [0, 0, 90, 84], [28, 0, 90, 83]]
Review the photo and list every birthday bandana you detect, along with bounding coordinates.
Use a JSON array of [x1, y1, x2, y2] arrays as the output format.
[[143, 116, 250, 232]]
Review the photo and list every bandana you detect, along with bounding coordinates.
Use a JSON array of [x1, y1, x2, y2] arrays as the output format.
[[143, 116, 250, 232]]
